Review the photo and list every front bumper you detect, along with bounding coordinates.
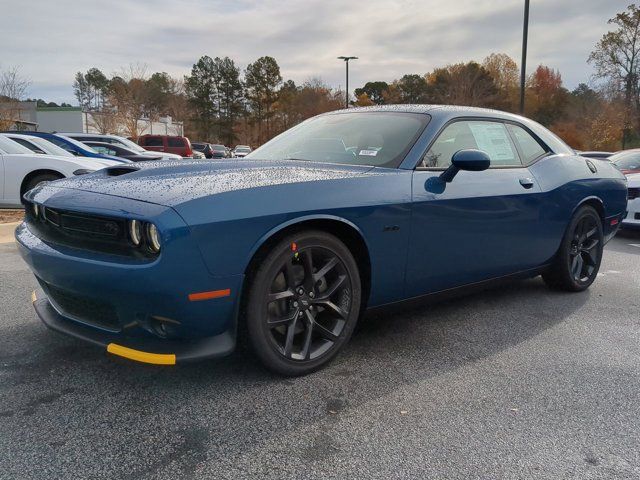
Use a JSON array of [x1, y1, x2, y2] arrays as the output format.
[[16, 188, 244, 364], [621, 198, 640, 230], [31, 288, 235, 363]]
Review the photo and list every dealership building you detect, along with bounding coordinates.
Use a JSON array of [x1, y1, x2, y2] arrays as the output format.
[[5, 101, 184, 136]]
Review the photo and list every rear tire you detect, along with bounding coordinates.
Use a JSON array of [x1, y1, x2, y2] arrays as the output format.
[[245, 230, 361, 376], [542, 205, 603, 292]]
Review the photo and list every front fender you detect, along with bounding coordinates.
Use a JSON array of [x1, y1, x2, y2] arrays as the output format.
[[243, 213, 370, 268]]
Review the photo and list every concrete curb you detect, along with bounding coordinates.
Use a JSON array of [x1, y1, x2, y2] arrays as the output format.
[[0, 222, 20, 244]]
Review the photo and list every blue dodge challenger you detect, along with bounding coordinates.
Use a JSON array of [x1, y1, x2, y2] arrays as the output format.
[[17, 105, 627, 375]]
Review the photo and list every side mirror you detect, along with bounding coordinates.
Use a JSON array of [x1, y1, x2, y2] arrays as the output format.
[[439, 149, 490, 182]]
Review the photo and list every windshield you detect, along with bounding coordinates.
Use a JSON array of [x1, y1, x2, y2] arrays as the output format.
[[116, 136, 146, 152], [28, 136, 74, 157], [610, 150, 640, 170], [58, 135, 98, 153], [246, 112, 429, 167], [0, 135, 34, 154]]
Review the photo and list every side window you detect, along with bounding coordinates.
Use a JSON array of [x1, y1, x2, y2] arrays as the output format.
[[168, 137, 185, 147], [48, 137, 75, 153], [143, 136, 163, 147], [507, 124, 547, 164], [13, 138, 44, 154], [422, 120, 521, 168]]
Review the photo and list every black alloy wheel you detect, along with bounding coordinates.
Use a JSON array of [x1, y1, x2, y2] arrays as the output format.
[[568, 214, 601, 283], [543, 205, 603, 291], [246, 231, 361, 376]]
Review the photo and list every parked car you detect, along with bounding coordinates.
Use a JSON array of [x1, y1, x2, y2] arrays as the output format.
[[64, 133, 183, 161], [1, 131, 130, 163], [623, 173, 640, 230], [0, 135, 120, 208], [83, 142, 163, 162], [2, 133, 76, 157], [193, 151, 206, 159], [16, 105, 628, 375], [138, 134, 194, 158], [211, 144, 229, 158], [192, 142, 214, 158], [609, 149, 640, 175], [232, 145, 252, 157], [578, 151, 613, 160]]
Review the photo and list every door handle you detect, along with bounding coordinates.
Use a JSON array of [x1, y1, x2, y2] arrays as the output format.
[[519, 177, 534, 189]]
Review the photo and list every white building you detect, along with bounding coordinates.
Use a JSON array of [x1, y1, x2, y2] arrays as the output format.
[[5, 102, 184, 137]]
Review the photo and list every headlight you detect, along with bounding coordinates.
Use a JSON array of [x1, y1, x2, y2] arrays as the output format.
[[147, 223, 161, 252], [129, 220, 142, 246]]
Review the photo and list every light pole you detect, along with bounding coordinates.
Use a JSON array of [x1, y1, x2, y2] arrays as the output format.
[[338, 56, 358, 108], [519, 0, 530, 114]]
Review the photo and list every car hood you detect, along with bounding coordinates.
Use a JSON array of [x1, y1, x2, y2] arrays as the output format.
[[45, 159, 376, 207]]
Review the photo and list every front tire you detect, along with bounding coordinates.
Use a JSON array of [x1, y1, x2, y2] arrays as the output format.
[[245, 231, 361, 376], [542, 205, 603, 292], [24, 173, 63, 193]]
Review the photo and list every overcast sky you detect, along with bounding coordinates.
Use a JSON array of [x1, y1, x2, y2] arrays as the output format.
[[0, 0, 628, 104]]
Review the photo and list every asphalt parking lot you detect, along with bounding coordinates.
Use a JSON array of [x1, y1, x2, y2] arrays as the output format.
[[1, 232, 639, 479]]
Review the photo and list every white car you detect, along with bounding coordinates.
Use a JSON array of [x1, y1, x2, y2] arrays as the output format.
[[623, 173, 640, 231], [63, 133, 184, 161], [0, 135, 120, 208], [2, 133, 76, 157], [232, 145, 252, 158]]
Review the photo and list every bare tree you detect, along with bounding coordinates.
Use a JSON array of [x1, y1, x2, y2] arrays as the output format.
[[0, 66, 31, 130], [108, 64, 149, 139], [589, 4, 640, 146], [89, 110, 119, 134]]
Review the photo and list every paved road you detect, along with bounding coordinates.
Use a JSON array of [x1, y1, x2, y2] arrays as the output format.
[[1, 233, 640, 479]]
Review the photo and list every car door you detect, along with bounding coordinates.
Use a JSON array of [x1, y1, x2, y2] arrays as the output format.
[[405, 118, 546, 298]]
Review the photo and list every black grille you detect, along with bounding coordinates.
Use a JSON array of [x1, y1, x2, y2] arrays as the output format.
[[25, 203, 154, 259], [41, 281, 120, 331], [629, 188, 640, 200]]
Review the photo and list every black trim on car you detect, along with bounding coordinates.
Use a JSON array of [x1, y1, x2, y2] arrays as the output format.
[[414, 116, 552, 171]]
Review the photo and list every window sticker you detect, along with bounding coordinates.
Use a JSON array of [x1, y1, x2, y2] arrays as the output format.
[[358, 149, 378, 156], [468, 123, 516, 162]]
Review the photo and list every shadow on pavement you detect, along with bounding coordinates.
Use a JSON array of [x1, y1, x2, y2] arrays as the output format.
[[0, 276, 589, 478]]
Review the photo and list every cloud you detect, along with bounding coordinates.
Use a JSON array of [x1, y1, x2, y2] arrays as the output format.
[[0, 0, 627, 103]]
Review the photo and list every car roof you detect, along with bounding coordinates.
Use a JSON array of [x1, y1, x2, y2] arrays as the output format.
[[3, 132, 39, 140], [324, 104, 532, 121]]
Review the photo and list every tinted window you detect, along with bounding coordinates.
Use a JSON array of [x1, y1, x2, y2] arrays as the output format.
[[507, 124, 546, 163], [46, 136, 74, 151], [12, 138, 44, 153], [0, 135, 36, 154], [423, 120, 521, 168], [168, 137, 185, 147], [247, 112, 429, 167], [143, 136, 163, 147]]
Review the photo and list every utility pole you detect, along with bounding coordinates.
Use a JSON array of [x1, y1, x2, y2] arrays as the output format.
[[519, 0, 530, 114], [338, 56, 358, 108]]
